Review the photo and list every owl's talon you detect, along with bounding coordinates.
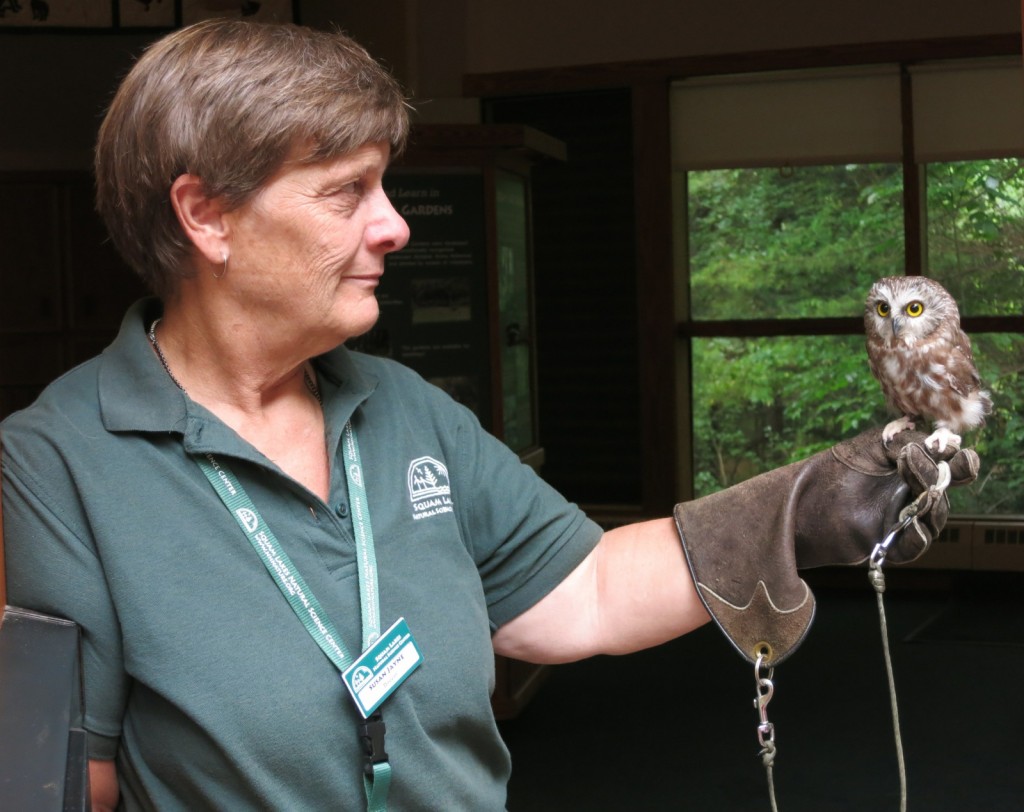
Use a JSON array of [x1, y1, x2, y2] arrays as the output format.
[[882, 416, 916, 444], [925, 428, 960, 455]]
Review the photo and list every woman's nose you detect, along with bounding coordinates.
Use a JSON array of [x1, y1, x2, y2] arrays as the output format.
[[370, 190, 410, 254]]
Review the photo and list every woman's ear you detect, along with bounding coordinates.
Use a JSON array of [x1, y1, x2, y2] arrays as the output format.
[[169, 174, 228, 266]]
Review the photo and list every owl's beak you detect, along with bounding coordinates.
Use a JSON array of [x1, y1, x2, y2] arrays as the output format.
[[891, 316, 904, 337]]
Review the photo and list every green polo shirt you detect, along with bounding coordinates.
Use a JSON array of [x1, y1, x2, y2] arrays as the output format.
[[1, 299, 603, 810]]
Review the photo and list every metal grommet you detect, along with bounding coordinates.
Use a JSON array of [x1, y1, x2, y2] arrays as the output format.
[[754, 642, 773, 662]]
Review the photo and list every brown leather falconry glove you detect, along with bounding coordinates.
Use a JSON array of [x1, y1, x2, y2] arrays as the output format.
[[674, 428, 979, 667]]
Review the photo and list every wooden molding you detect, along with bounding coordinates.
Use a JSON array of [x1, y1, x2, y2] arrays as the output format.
[[465, 34, 1022, 97], [677, 315, 1024, 339], [631, 81, 678, 514]]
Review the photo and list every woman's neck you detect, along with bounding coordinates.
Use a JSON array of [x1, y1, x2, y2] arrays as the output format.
[[152, 297, 331, 499], [153, 293, 321, 416]]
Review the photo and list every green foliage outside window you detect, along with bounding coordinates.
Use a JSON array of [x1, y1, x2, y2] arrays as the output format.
[[689, 164, 904, 320], [926, 160, 1024, 316], [688, 160, 1024, 515]]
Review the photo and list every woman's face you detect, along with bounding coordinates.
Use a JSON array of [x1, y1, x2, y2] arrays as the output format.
[[222, 142, 409, 347]]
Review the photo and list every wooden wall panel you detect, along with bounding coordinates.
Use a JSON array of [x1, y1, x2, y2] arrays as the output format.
[[486, 90, 643, 507]]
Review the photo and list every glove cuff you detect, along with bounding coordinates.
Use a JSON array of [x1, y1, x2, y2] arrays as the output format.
[[673, 427, 978, 667], [693, 577, 815, 668], [674, 492, 815, 668]]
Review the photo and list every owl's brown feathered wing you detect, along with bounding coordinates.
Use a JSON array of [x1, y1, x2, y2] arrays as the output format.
[[943, 322, 983, 399]]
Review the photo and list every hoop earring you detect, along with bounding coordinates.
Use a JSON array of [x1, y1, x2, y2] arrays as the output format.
[[214, 251, 228, 279]]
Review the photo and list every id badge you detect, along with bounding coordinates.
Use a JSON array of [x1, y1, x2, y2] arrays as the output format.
[[343, 617, 422, 718]]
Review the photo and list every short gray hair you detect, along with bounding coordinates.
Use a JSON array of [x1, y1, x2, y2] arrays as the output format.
[[95, 19, 409, 298]]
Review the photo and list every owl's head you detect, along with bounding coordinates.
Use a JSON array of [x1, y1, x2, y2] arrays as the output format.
[[864, 275, 959, 345]]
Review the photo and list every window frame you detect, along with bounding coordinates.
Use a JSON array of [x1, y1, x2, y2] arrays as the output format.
[[469, 34, 1023, 520]]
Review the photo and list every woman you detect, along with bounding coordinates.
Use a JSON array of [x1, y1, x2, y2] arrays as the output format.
[[4, 21, 644, 809], [1, 19, 975, 812]]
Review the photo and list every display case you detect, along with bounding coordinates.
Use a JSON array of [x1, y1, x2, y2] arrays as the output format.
[[351, 124, 566, 716]]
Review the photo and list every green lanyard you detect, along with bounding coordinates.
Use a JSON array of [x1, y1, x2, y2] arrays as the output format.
[[196, 421, 391, 810], [342, 421, 381, 650]]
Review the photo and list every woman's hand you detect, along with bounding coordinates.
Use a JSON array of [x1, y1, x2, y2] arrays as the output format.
[[89, 759, 119, 812]]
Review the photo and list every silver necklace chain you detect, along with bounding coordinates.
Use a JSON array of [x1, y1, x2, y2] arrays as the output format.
[[147, 317, 322, 405], [147, 318, 186, 391]]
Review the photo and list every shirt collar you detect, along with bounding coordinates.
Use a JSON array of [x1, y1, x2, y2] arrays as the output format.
[[99, 298, 187, 434], [99, 298, 379, 456]]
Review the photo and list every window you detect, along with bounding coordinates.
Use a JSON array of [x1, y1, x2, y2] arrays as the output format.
[[925, 159, 1024, 317], [692, 334, 889, 496], [925, 159, 1024, 514], [673, 58, 1024, 517], [688, 164, 904, 321], [688, 165, 901, 494]]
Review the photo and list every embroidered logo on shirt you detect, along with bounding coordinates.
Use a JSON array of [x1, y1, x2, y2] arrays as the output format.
[[407, 456, 453, 520]]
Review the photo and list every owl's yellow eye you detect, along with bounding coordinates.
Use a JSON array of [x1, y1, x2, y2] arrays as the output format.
[[876, 302, 891, 317], [905, 301, 924, 317]]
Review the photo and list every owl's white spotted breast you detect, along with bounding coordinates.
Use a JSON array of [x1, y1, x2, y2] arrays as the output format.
[[871, 338, 947, 417]]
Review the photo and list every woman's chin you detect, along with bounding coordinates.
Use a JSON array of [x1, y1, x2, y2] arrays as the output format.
[[333, 302, 380, 344]]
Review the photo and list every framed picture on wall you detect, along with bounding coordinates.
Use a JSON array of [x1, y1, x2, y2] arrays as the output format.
[[182, 0, 294, 24], [118, 0, 176, 29], [0, 0, 113, 28], [0, 0, 295, 29]]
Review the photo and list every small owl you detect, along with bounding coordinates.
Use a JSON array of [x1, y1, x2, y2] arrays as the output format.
[[865, 275, 992, 453]]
